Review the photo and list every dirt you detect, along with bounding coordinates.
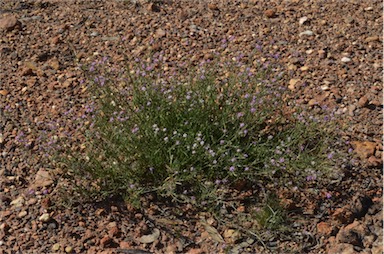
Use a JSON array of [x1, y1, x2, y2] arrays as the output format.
[[0, 0, 382, 253]]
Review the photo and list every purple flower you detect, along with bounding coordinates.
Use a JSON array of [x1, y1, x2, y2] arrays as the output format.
[[240, 123, 245, 128], [229, 166, 235, 172], [325, 192, 332, 199], [131, 126, 139, 133], [237, 112, 244, 118]]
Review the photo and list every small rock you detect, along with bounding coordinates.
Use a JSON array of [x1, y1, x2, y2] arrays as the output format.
[[364, 6, 373, 11], [336, 221, 364, 246], [288, 79, 299, 91], [155, 28, 166, 38], [317, 221, 333, 236], [108, 226, 120, 237], [341, 57, 351, 63], [18, 210, 28, 218], [348, 105, 356, 116], [367, 156, 382, 168], [41, 197, 51, 209], [27, 198, 38, 205], [264, 9, 276, 18], [321, 85, 330, 91], [327, 242, 356, 254], [39, 213, 51, 222], [358, 96, 369, 107], [308, 99, 319, 106], [10, 196, 24, 207], [299, 16, 309, 25], [147, 2, 160, 12], [65, 246, 73, 253], [119, 241, 131, 249], [208, 4, 219, 11], [351, 141, 376, 159], [365, 36, 380, 43], [0, 223, 10, 234], [0, 16, 22, 31], [139, 228, 160, 243], [100, 235, 113, 247], [31, 169, 54, 189], [186, 249, 204, 254], [52, 243, 61, 251], [299, 30, 314, 36], [351, 195, 373, 218], [332, 207, 355, 224], [0, 90, 9, 96]]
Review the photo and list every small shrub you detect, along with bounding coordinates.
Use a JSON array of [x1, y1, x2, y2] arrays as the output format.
[[65, 55, 335, 209]]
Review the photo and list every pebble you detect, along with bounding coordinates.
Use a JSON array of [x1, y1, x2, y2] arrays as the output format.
[[299, 30, 314, 36], [0, 16, 22, 31], [341, 57, 351, 63], [358, 96, 369, 107], [18, 210, 28, 218], [65, 246, 73, 253], [321, 85, 330, 91], [39, 213, 51, 222], [264, 9, 276, 18], [52, 243, 61, 251], [299, 16, 309, 25], [10, 196, 24, 207]]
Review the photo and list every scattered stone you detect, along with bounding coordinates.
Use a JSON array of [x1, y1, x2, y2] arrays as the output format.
[[147, 2, 160, 12], [0, 90, 9, 96], [155, 28, 166, 38], [358, 96, 369, 107], [186, 249, 203, 254], [31, 169, 54, 189], [0, 16, 22, 31], [18, 210, 28, 218], [317, 221, 334, 236], [100, 235, 113, 247], [139, 228, 160, 243], [367, 156, 382, 167], [208, 4, 219, 11], [39, 213, 51, 222], [299, 16, 309, 25], [341, 57, 351, 63], [119, 241, 132, 249], [264, 9, 276, 18], [65, 246, 73, 253], [41, 197, 51, 209], [365, 36, 380, 43], [299, 30, 314, 36], [321, 85, 330, 91], [52, 243, 61, 251], [351, 195, 373, 218], [10, 196, 24, 207], [351, 141, 376, 159], [348, 105, 356, 116], [0, 223, 10, 234], [288, 79, 299, 91]]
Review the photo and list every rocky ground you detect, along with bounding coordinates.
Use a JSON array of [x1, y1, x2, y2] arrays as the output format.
[[0, 0, 382, 253]]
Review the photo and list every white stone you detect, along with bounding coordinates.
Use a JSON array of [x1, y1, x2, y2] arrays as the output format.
[[299, 16, 308, 25], [341, 57, 351, 63], [10, 196, 24, 207], [299, 30, 314, 36], [39, 213, 51, 222]]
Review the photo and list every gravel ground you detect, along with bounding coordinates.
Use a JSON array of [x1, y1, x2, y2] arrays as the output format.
[[0, 0, 382, 253]]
